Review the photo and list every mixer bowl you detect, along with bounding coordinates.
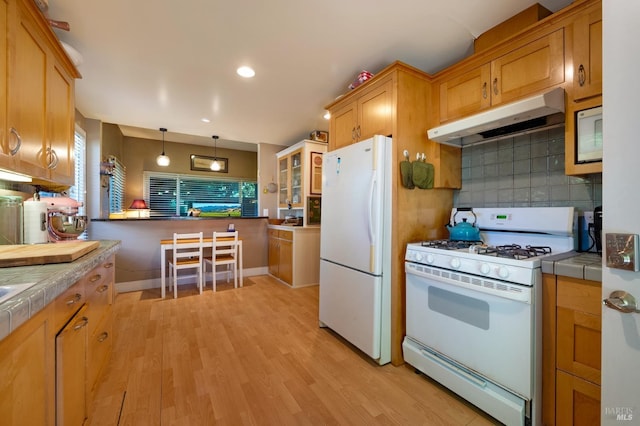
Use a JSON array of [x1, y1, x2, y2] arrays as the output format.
[[48, 213, 88, 240]]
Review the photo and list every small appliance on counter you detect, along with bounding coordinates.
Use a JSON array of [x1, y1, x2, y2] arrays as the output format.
[[26, 195, 87, 241]]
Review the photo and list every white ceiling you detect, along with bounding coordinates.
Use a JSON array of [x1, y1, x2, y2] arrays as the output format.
[[46, 0, 572, 151]]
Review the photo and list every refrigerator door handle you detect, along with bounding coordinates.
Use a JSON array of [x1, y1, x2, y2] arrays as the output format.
[[367, 171, 376, 243]]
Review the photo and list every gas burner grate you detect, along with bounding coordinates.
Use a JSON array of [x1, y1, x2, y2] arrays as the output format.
[[494, 244, 552, 259], [421, 240, 483, 250]]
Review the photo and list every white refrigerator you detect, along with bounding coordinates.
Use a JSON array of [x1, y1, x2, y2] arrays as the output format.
[[319, 135, 392, 365]]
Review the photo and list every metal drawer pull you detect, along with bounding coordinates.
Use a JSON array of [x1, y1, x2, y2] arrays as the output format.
[[493, 78, 499, 95], [482, 82, 487, 99], [603, 291, 640, 314], [66, 293, 82, 306], [73, 317, 89, 331], [97, 285, 109, 293], [97, 332, 109, 342], [104, 262, 114, 269], [90, 274, 102, 283]]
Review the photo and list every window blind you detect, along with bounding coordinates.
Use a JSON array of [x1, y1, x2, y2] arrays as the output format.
[[143, 171, 257, 217]]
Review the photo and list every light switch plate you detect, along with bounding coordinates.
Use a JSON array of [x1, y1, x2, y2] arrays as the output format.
[[605, 233, 640, 271]]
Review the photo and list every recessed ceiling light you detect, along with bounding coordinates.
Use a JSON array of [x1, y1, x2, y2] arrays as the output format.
[[237, 66, 255, 78], [201, 118, 211, 123]]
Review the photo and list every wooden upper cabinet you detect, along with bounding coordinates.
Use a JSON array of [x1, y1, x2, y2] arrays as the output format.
[[11, 3, 49, 180], [439, 64, 491, 123], [357, 80, 393, 142], [329, 79, 392, 150], [437, 29, 565, 124], [47, 62, 75, 186], [571, 2, 602, 101], [0, 0, 11, 171], [491, 29, 565, 105], [4, 0, 78, 186]]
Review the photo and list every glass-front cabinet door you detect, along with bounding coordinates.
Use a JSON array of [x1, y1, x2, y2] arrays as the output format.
[[278, 156, 289, 206], [290, 150, 303, 207]]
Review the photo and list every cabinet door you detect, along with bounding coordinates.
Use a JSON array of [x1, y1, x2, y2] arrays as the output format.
[[279, 238, 293, 285], [56, 304, 88, 426], [47, 61, 75, 185], [572, 3, 602, 101], [556, 370, 601, 426], [491, 29, 565, 105], [358, 80, 393, 141], [278, 156, 289, 207], [268, 234, 280, 277], [439, 64, 491, 123], [10, 2, 48, 180], [0, 309, 52, 426], [556, 306, 601, 385], [330, 100, 357, 151], [290, 149, 303, 207], [0, 0, 14, 170]]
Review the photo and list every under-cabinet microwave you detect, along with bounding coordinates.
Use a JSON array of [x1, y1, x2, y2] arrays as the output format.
[[576, 105, 603, 163]]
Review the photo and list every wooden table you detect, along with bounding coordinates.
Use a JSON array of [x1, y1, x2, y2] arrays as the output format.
[[160, 236, 243, 298]]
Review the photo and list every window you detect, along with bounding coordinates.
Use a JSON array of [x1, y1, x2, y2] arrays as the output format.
[[68, 126, 86, 214], [144, 172, 257, 217]]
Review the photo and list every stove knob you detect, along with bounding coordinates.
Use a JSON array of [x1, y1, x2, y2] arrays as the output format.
[[414, 252, 423, 262], [479, 263, 491, 275], [450, 258, 461, 269], [426, 254, 435, 264], [498, 267, 509, 279]]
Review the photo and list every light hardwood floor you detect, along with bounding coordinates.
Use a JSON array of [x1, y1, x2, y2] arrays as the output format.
[[89, 275, 499, 426]]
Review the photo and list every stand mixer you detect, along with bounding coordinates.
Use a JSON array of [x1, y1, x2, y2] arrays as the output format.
[[27, 196, 88, 241]]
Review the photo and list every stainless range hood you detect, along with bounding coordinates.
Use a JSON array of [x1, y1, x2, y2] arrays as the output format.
[[427, 87, 565, 147]]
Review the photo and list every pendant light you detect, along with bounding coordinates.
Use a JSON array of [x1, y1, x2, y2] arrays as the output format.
[[156, 127, 170, 166], [210, 135, 221, 171]]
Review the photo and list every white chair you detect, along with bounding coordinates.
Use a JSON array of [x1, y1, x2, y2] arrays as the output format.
[[204, 231, 239, 292], [168, 232, 204, 298]]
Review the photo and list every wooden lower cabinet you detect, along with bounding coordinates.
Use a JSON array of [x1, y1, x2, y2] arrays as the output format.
[[0, 255, 115, 425], [556, 370, 601, 426], [268, 228, 293, 285], [542, 273, 601, 426], [56, 304, 89, 426], [0, 306, 54, 425], [268, 226, 320, 287]]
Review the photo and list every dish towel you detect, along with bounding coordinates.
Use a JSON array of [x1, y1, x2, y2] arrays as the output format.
[[412, 161, 434, 189], [400, 159, 414, 189]]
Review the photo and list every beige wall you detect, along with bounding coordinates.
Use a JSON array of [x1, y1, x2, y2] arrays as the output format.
[[258, 142, 287, 218], [96, 123, 258, 208]]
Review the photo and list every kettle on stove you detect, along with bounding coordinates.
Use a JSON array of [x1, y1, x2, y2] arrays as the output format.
[[446, 208, 482, 242]]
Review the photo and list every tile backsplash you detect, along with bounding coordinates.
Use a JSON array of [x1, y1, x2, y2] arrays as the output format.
[[454, 127, 602, 214]]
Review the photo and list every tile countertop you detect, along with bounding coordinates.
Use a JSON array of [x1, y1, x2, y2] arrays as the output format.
[[541, 251, 603, 282], [0, 240, 121, 342]]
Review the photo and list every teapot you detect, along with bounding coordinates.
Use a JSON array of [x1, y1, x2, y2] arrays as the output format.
[[446, 208, 481, 242]]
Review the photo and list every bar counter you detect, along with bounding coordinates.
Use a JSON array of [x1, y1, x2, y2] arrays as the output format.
[[88, 217, 269, 291]]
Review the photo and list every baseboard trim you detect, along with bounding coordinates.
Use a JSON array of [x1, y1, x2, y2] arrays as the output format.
[[116, 267, 268, 293]]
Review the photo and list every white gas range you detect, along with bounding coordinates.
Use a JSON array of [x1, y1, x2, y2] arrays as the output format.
[[403, 207, 576, 426]]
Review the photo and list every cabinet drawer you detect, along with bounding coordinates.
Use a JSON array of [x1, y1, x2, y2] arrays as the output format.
[[557, 276, 601, 315], [53, 282, 85, 331], [279, 230, 293, 241], [268, 228, 279, 238]]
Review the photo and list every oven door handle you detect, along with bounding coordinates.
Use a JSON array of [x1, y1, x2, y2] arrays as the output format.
[[405, 262, 532, 304]]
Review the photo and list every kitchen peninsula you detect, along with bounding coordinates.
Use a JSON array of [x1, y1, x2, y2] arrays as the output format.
[[89, 216, 269, 292]]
